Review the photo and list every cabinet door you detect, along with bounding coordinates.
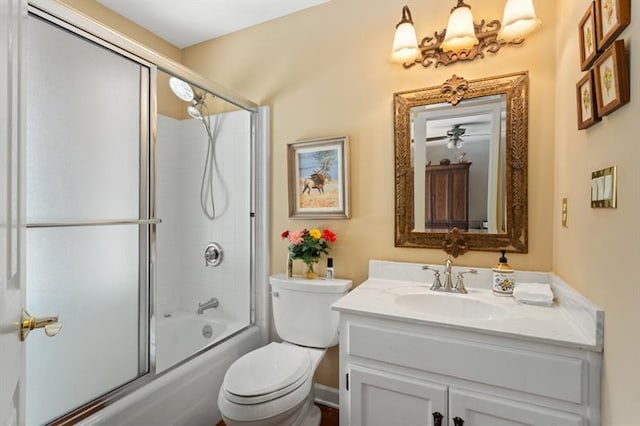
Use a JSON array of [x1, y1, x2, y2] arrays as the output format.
[[427, 169, 451, 228], [349, 365, 447, 426], [449, 388, 584, 426], [450, 167, 469, 226], [425, 165, 469, 230]]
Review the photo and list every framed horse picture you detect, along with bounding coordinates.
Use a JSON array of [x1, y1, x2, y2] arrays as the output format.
[[287, 136, 350, 219]]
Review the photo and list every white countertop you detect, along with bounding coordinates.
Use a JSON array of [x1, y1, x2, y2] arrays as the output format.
[[332, 260, 603, 352]]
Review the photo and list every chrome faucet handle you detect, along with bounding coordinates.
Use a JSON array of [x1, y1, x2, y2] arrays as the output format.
[[455, 269, 477, 294], [422, 266, 443, 290]]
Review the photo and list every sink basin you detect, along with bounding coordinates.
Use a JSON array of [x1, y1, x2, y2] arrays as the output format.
[[394, 293, 508, 320]]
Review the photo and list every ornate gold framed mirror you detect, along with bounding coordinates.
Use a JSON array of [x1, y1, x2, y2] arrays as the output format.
[[394, 72, 528, 254]]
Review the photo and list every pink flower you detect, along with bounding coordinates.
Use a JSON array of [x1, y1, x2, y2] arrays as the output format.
[[288, 230, 304, 245]]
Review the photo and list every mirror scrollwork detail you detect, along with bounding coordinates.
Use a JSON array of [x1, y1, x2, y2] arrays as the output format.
[[394, 72, 528, 254]]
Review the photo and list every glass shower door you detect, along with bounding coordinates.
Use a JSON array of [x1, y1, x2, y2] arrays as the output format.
[[155, 70, 253, 372], [25, 14, 151, 425]]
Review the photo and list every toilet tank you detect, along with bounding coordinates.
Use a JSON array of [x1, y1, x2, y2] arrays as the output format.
[[270, 274, 352, 348]]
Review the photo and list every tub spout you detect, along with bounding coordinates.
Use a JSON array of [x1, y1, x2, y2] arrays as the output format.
[[197, 297, 219, 315]]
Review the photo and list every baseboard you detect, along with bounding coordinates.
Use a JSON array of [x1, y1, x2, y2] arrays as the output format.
[[314, 383, 339, 409]]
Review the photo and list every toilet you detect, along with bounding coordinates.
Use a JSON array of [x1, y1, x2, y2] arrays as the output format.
[[218, 274, 352, 426]]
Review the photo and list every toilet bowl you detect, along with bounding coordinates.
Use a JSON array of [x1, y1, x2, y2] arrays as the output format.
[[218, 342, 325, 426], [218, 275, 352, 426]]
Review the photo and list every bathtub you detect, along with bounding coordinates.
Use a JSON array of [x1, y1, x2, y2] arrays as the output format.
[[79, 324, 261, 426], [155, 313, 245, 373]]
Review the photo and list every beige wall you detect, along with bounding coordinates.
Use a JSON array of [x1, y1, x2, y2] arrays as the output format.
[[182, 0, 557, 389], [554, 2, 640, 423], [47, 1, 640, 421], [56, 0, 184, 119], [55, 0, 181, 61]]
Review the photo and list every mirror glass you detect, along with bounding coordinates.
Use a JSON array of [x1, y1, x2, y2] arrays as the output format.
[[395, 73, 528, 253], [411, 94, 506, 234]]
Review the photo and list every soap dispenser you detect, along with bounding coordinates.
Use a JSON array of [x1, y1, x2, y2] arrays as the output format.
[[492, 250, 514, 296]]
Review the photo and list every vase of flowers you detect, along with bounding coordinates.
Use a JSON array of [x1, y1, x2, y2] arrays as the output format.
[[302, 259, 318, 279], [281, 227, 336, 279]]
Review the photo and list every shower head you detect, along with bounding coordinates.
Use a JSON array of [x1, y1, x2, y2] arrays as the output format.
[[187, 105, 203, 120], [169, 77, 209, 120], [169, 77, 195, 102]]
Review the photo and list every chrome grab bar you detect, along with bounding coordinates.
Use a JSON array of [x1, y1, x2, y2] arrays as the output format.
[[26, 218, 162, 228]]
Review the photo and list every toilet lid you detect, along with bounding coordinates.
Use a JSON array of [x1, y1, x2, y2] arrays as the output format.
[[223, 343, 311, 397]]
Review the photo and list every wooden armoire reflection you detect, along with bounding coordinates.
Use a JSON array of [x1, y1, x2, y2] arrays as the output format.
[[425, 163, 470, 230]]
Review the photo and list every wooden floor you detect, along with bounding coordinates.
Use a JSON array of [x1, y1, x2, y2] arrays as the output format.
[[215, 403, 339, 426], [318, 403, 339, 426]]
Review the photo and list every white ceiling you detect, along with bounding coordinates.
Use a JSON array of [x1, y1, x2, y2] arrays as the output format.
[[97, 0, 330, 48]]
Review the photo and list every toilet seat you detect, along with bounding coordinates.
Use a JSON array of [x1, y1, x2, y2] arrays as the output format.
[[221, 342, 312, 405], [222, 368, 310, 405], [218, 373, 313, 424]]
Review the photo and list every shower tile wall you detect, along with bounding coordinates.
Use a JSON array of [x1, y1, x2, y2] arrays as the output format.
[[157, 111, 251, 325]]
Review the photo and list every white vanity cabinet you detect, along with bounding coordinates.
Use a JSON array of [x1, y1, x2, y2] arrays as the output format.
[[338, 315, 600, 426], [348, 364, 448, 425]]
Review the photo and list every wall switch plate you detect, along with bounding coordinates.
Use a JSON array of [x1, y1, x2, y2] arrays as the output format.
[[562, 198, 568, 228], [591, 166, 617, 208]]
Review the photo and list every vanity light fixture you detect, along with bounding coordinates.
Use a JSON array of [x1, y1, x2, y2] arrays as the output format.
[[391, 0, 541, 68]]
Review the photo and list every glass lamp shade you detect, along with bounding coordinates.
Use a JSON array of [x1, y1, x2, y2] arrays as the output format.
[[498, 0, 541, 42], [392, 22, 419, 63], [441, 5, 479, 53]]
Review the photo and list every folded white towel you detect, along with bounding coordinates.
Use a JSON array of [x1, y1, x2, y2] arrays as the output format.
[[513, 283, 554, 306]]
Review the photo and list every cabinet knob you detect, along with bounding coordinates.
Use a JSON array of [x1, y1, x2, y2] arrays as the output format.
[[453, 416, 465, 426], [432, 411, 443, 426]]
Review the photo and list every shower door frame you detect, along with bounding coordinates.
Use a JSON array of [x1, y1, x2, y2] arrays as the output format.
[[26, 1, 265, 424]]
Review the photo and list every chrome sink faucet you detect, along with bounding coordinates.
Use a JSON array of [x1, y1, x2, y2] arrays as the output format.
[[196, 297, 219, 314], [422, 257, 477, 294]]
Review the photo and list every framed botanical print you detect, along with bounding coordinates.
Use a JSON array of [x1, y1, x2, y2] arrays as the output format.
[[579, 2, 598, 71], [287, 136, 350, 219], [576, 70, 600, 130], [593, 40, 630, 117], [595, 0, 630, 51]]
